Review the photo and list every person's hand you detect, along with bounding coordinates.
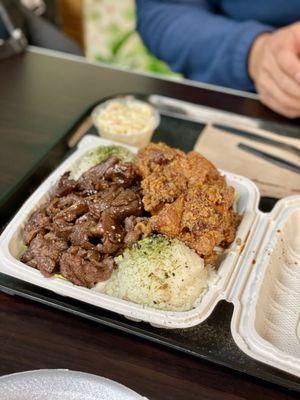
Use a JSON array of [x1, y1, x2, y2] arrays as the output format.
[[249, 23, 300, 118]]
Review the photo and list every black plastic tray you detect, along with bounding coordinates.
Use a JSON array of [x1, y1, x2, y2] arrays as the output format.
[[0, 105, 299, 393]]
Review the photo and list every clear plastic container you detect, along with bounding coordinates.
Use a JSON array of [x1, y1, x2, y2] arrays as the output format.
[[91, 97, 160, 148], [0, 135, 299, 378]]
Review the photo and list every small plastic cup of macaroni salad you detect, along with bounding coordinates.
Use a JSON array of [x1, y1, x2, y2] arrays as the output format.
[[91, 97, 160, 148]]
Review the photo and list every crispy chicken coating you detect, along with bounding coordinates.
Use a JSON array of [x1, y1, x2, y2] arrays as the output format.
[[137, 143, 188, 212], [137, 143, 239, 258], [151, 195, 185, 237]]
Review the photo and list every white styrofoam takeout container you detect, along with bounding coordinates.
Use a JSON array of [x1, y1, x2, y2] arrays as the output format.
[[0, 135, 299, 378]]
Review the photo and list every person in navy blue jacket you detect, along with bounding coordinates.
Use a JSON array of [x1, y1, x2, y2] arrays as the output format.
[[136, 0, 300, 118]]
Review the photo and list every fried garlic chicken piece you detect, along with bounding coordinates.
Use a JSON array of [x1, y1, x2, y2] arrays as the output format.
[[151, 195, 185, 237], [137, 143, 218, 213], [185, 151, 219, 185], [140, 165, 187, 213], [181, 178, 235, 232], [137, 143, 187, 212], [221, 209, 241, 246], [137, 142, 183, 176], [179, 179, 235, 256], [137, 142, 239, 258]]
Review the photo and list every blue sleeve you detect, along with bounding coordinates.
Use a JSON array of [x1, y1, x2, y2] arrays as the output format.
[[136, 0, 273, 91]]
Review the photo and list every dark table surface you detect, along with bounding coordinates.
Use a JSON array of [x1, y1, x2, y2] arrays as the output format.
[[0, 47, 299, 400]]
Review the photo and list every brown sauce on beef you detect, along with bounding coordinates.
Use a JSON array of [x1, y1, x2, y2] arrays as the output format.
[[21, 156, 152, 288]]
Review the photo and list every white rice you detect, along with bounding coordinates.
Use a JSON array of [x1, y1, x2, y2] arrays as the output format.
[[105, 235, 213, 312]]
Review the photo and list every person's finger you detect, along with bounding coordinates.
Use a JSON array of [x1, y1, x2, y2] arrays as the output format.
[[266, 50, 300, 100], [289, 22, 300, 51], [257, 72, 300, 118], [276, 49, 300, 83], [260, 91, 300, 118], [258, 71, 300, 110]]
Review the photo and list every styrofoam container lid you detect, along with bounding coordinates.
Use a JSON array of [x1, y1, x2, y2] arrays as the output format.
[[231, 196, 300, 378]]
